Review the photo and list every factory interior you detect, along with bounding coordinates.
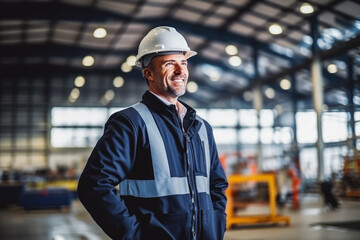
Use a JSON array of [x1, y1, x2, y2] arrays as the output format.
[[1, 0, 360, 239]]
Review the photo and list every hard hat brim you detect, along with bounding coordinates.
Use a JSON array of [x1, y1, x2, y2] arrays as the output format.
[[135, 50, 197, 67]]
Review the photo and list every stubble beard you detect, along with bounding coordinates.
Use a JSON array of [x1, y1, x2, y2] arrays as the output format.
[[160, 75, 187, 98], [167, 85, 186, 98], [169, 74, 188, 98]]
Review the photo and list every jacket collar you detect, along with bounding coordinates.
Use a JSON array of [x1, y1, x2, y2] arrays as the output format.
[[141, 91, 199, 132]]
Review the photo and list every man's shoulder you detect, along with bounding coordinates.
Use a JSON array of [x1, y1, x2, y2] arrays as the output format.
[[107, 104, 144, 125], [195, 114, 210, 126]]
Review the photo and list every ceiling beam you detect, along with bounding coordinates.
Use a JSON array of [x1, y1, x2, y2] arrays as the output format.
[[0, 42, 253, 81], [212, 34, 360, 103], [0, 1, 300, 63], [0, 1, 125, 22]]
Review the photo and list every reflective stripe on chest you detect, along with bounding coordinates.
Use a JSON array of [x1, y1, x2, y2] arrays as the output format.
[[119, 102, 210, 198]]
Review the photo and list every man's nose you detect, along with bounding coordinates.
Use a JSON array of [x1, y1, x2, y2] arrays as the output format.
[[174, 63, 186, 74]]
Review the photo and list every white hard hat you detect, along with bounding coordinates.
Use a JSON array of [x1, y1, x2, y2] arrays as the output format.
[[135, 26, 197, 67]]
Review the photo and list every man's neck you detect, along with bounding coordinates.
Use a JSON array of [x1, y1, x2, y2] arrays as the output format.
[[149, 90, 177, 106], [149, 91, 186, 119]]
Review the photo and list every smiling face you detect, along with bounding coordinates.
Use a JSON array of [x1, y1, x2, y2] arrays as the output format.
[[144, 53, 189, 104]]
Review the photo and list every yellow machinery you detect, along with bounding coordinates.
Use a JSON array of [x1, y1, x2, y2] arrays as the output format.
[[226, 174, 290, 229], [44, 179, 78, 192], [27, 179, 78, 192]]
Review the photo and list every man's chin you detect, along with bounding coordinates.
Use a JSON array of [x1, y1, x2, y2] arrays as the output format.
[[168, 88, 186, 98]]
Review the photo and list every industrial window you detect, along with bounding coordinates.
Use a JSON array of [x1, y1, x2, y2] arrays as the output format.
[[51, 128, 103, 148], [322, 112, 348, 143], [213, 128, 237, 144], [300, 148, 317, 179], [238, 109, 275, 127], [260, 128, 274, 144], [239, 128, 259, 144], [239, 109, 258, 127], [296, 111, 317, 144], [260, 110, 275, 127], [50, 107, 353, 148], [297, 111, 354, 144], [51, 107, 108, 126], [50, 107, 126, 148], [51, 107, 108, 148], [273, 127, 293, 144], [355, 112, 360, 137], [208, 109, 238, 127]]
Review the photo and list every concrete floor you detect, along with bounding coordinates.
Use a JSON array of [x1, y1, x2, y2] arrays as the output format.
[[0, 194, 359, 240], [225, 194, 360, 240]]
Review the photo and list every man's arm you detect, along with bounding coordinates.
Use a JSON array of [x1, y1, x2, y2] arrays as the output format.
[[205, 122, 228, 211], [205, 122, 228, 236], [77, 113, 142, 240]]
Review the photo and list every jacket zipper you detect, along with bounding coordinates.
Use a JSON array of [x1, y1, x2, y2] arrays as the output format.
[[184, 132, 197, 240], [177, 110, 197, 240]]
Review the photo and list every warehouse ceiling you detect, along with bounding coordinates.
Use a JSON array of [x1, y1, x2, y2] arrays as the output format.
[[1, 0, 360, 110]]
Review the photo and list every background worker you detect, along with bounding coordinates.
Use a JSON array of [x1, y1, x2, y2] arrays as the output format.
[[77, 26, 228, 240]]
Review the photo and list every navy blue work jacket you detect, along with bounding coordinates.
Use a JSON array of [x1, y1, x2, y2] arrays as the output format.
[[77, 91, 228, 240]]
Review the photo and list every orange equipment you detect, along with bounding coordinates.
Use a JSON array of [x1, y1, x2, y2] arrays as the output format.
[[288, 168, 301, 210]]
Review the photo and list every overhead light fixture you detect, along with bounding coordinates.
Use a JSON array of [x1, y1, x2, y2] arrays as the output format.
[[299, 2, 314, 14], [228, 55, 242, 67], [70, 88, 80, 99], [187, 81, 198, 93], [104, 89, 115, 101], [126, 55, 137, 67], [280, 78, 291, 90], [93, 27, 107, 38], [243, 91, 253, 102], [121, 62, 132, 72], [82, 56, 94, 67], [327, 63, 337, 74], [269, 23, 283, 35], [69, 88, 80, 103], [225, 44, 238, 56], [69, 98, 76, 103], [264, 87, 275, 99], [74, 76, 85, 87], [101, 89, 115, 105], [113, 76, 124, 88]]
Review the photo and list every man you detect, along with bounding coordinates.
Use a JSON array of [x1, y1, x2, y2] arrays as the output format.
[[77, 26, 228, 240]]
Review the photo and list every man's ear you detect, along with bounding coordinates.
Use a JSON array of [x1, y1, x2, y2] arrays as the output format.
[[143, 68, 153, 82]]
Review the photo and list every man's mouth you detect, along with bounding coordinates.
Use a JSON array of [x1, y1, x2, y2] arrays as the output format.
[[172, 79, 183, 83], [171, 75, 187, 83]]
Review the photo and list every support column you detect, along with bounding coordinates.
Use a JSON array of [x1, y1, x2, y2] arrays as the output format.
[[291, 73, 301, 175], [347, 57, 356, 148], [290, 73, 298, 145], [252, 43, 263, 172], [253, 87, 263, 172], [311, 56, 325, 182], [310, 14, 324, 183], [44, 73, 51, 168]]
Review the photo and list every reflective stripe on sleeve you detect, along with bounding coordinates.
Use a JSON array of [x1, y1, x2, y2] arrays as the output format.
[[119, 177, 189, 198]]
